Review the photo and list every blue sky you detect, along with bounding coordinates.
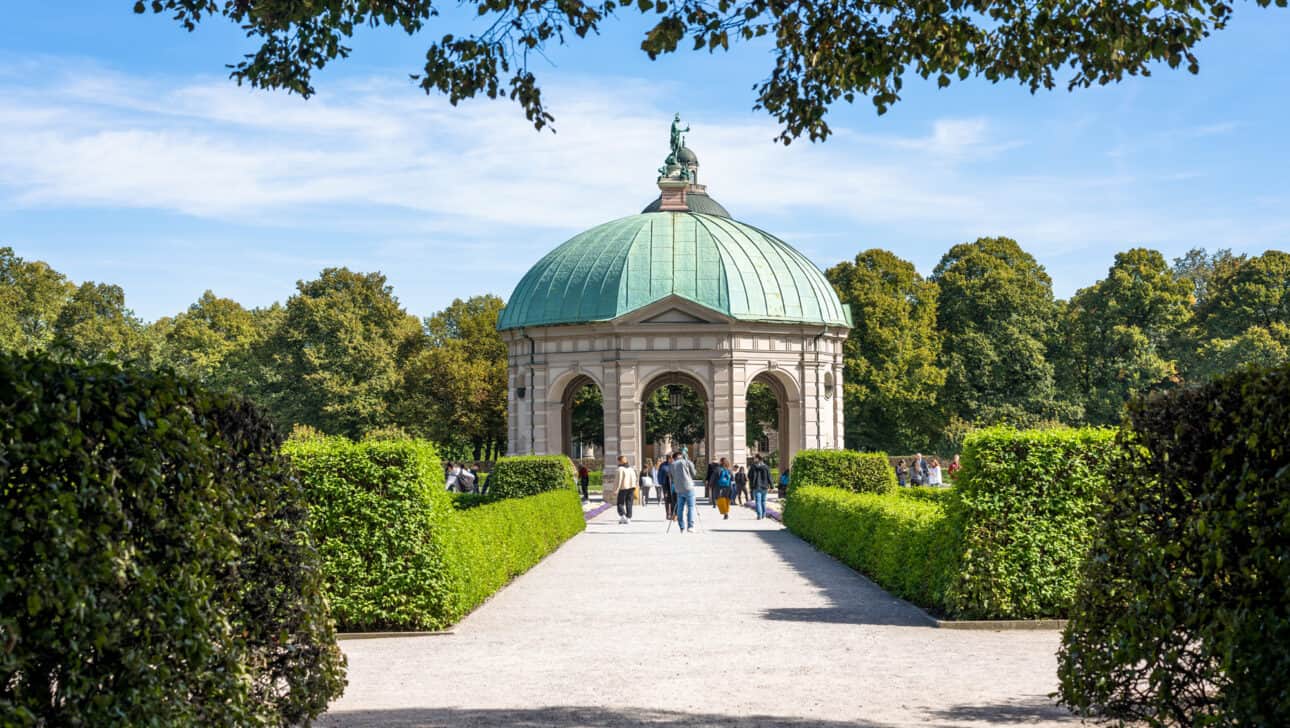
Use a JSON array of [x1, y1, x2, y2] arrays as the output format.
[[2, 3, 1288, 322]]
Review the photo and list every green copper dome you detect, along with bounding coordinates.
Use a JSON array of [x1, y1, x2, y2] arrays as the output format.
[[497, 212, 849, 330]]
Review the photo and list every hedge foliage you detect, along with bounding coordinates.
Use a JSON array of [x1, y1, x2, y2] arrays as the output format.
[[487, 455, 576, 499], [785, 427, 1116, 620], [1059, 365, 1290, 726], [285, 439, 585, 632], [789, 449, 896, 495], [283, 437, 452, 631], [439, 489, 586, 616], [784, 486, 959, 608], [951, 426, 1117, 618], [0, 354, 344, 727]]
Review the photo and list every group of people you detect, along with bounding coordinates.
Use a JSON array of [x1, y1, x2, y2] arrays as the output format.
[[611, 451, 779, 530], [445, 462, 486, 493], [895, 453, 959, 487]]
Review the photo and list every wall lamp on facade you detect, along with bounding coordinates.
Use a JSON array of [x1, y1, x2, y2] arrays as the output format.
[[517, 386, 527, 399]]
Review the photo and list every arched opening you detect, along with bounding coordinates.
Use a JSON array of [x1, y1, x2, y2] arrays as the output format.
[[560, 375, 603, 466], [746, 372, 793, 474], [639, 372, 710, 475]]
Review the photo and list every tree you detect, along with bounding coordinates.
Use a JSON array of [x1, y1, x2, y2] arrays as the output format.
[[137, 0, 1286, 143], [745, 380, 779, 450], [151, 291, 267, 388], [932, 236, 1065, 429], [1189, 250, 1290, 379], [0, 246, 73, 354], [644, 385, 705, 450], [49, 281, 151, 363], [1057, 248, 1193, 425], [1172, 246, 1241, 309], [826, 249, 945, 452], [401, 295, 509, 459], [569, 383, 605, 453], [258, 268, 424, 438]]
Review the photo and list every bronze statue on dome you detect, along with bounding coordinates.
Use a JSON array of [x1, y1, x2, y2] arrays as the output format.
[[670, 113, 689, 158]]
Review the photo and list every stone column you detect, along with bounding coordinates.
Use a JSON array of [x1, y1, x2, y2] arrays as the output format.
[[601, 360, 640, 503]]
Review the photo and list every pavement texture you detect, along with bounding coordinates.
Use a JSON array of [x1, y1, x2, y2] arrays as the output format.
[[321, 496, 1080, 728]]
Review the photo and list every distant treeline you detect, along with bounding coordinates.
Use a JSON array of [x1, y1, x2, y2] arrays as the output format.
[[2, 239, 1284, 455]]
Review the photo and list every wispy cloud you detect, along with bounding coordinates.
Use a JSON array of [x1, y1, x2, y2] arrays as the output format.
[[0, 57, 1280, 318]]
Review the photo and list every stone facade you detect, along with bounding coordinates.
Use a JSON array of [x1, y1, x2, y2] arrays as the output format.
[[501, 295, 847, 499]]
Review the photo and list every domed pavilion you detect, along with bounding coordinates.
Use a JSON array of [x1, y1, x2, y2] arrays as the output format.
[[498, 116, 851, 495]]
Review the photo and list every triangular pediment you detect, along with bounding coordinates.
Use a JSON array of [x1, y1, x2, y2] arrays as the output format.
[[612, 295, 733, 326], [640, 308, 711, 324]]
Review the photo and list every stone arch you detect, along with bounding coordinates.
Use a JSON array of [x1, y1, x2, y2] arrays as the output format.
[[745, 367, 803, 468], [637, 369, 713, 467], [554, 372, 603, 460]]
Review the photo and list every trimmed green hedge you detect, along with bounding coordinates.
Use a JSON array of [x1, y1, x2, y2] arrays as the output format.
[[285, 438, 585, 632], [283, 436, 452, 631], [790, 449, 896, 495], [439, 489, 586, 616], [1, 354, 344, 727], [952, 426, 1117, 619], [1059, 364, 1290, 725], [784, 486, 959, 608], [487, 455, 577, 498], [784, 426, 1116, 619]]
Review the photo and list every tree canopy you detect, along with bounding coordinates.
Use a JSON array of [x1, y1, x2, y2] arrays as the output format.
[[932, 236, 1065, 429], [1056, 248, 1192, 425], [827, 249, 945, 451], [135, 0, 1287, 143]]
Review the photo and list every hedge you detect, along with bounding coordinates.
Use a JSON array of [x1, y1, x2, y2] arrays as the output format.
[[438, 489, 586, 617], [784, 427, 1116, 620], [783, 486, 960, 608], [487, 455, 577, 499], [950, 426, 1117, 619], [0, 354, 344, 727], [285, 439, 585, 632], [1059, 364, 1290, 726], [283, 437, 453, 631], [789, 449, 896, 495]]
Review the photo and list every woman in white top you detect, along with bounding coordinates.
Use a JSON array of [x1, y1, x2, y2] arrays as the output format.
[[615, 455, 637, 524], [928, 458, 943, 487], [639, 458, 656, 505]]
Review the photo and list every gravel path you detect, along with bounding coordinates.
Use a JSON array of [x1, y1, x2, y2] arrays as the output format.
[[321, 497, 1080, 727]]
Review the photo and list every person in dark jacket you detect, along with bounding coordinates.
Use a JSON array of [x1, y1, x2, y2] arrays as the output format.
[[577, 465, 590, 502], [706, 461, 721, 507], [895, 460, 909, 488], [656, 455, 674, 518], [748, 454, 772, 519], [733, 465, 748, 505]]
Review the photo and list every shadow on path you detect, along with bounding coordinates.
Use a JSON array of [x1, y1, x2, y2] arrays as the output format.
[[741, 526, 935, 628], [928, 695, 1072, 724], [321, 705, 898, 727]]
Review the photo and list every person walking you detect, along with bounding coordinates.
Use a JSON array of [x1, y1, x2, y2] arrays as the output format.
[[454, 464, 477, 494], [670, 451, 698, 533], [615, 455, 637, 524], [445, 463, 460, 492], [748, 454, 771, 519], [734, 465, 748, 505], [895, 459, 909, 488], [715, 457, 734, 519], [778, 467, 791, 499], [577, 464, 590, 502], [947, 454, 962, 481], [712, 456, 722, 508], [639, 458, 656, 506], [656, 454, 674, 518], [911, 454, 929, 487], [928, 458, 943, 487]]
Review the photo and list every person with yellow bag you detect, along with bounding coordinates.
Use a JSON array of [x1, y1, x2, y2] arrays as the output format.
[[715, 457, 734, 520]]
